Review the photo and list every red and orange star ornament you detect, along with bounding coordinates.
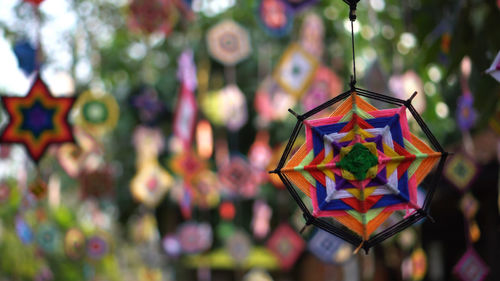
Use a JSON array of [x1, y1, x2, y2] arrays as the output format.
[[0, 74, 74, 162]]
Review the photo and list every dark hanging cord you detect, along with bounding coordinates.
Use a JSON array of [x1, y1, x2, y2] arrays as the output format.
[[343, 0, 359, 89]]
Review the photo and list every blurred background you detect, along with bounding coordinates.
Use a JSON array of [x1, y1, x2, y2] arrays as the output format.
[[0, 0, 499, 280]]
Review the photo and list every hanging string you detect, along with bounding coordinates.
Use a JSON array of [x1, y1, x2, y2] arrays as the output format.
[[343, 0, 360, 89]]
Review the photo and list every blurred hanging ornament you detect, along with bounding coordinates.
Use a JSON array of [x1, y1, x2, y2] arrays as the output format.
[[36, 223, 61, 254], [23, 0, 45, 5], [266, 223, 304, 270], [0, 182, 11, 203], [226, 230, 251, 264], [453, 247, 489, 281], [86, 235, 109, 260], [252, 200, 272, 239], [133, 126, 165, 166], [177, 222, 213, 254], [409, 248, 427, 281], [489, 100, 500, 135], [169, 151, 206, 183], [485, 51, 500, 83], [137, 267, 163, 281], [224, 84, 249, 131], [13, 41, 38, 76], [131, 161, 173, 208], [73, 91, 119, 137], [173, 84, 197, 150], [274, 43, 319, 99], [64, 228, 86, 260], [273, 90, 446, 251], [216, 222, 236, 241], [207, 20, 251, 66], [131, 87, 165, 125], [15, 216, 33, 244], [254, 77, 296, 123], [219, 201, 236, 221], [191, 170, 220, 209], [243, 269, 274, 281], [308, 228, 353, 264], [29, 177, 47, 200], [129, 212, 159, 243], [128, 0, 179, 35], [258, 0, 293, 37], [249, 131, 273, 184], [178, 49, 198, 92], [443, 153, 478, 193], [0, 74, 74, 163], [456, 94, 477, 132], [162, 234, 182, 258], [299, 13, 324, 58], [195, 120, 213, 160], [79, 165, 114, 199], [460, 193, 479, 220], [218, 156, 260, 198], [301, 66, 343, 114], [34, 267, 53, 281], [388, 71, 426, 113], [282, 0, 317, 11]]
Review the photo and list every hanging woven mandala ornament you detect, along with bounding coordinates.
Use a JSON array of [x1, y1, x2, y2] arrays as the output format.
[[64, 228, 86, 260], [299, 13, 325, 58], [128, 0, 179, 35], [301, 66, 343, 115], [274, 43, 319, 99], [86, 234, 109, 260], [206, 20, 251, 66], [36, 223, 61, 254], [271, 0, 447, 252], [307, 228, 353, 264], [255, 77, 296, 124], [266, 223, 305, 270], [0, 74, 74, 163], [73, 91, 119, 137], [257, 0, 293, 37], [453, 247, 489, 281], [131, 161, 174, 208], [443, 152, 478, 193], [485, 50, 500, 83], [131, 87, 166, 125]]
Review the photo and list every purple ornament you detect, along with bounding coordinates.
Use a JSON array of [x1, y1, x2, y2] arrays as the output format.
[[456, 94, 477, 131]]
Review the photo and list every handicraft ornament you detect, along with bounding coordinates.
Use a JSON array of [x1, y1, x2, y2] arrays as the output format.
[[206, 20, 251, 66], [73, 91, 119, 137], [271, 1, 447, 252], [128, 0, 179, 35], [266, 223, 305, 270], [443, 153, 478, 193], [258, 0, 293, 37], [274, 43, 318, 99], [453, 247, 489, 281], [131, 161, 174, 208], [0, 74, 74, 162], [485, 50, 500, 83]]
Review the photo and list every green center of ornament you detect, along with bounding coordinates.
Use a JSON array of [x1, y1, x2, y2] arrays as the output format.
[[337, 143, 379, 180], [83, 101, 108, 124]]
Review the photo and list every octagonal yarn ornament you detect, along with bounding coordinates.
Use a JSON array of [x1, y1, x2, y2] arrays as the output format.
[[443, 152, 478, 193], [257, 0, 293, 37], [0, 74, 74, 163], [453, 247, 489, 281], [74, 91, 119, 137], [206, 20, 251, 66], [266, 223, 305, 270], [274, 43, 318, 99], [272, 89, 447, 252], [128, 0, 179, 35], [301, 66, 343, 114], [36, 223, 61, 254], [86, 234, 109, 260], [177, 222, 213, 254]]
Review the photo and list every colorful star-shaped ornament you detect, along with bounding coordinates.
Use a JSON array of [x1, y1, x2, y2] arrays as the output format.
[[0, 74, 74, 163], [274, 90, 446, 251]]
